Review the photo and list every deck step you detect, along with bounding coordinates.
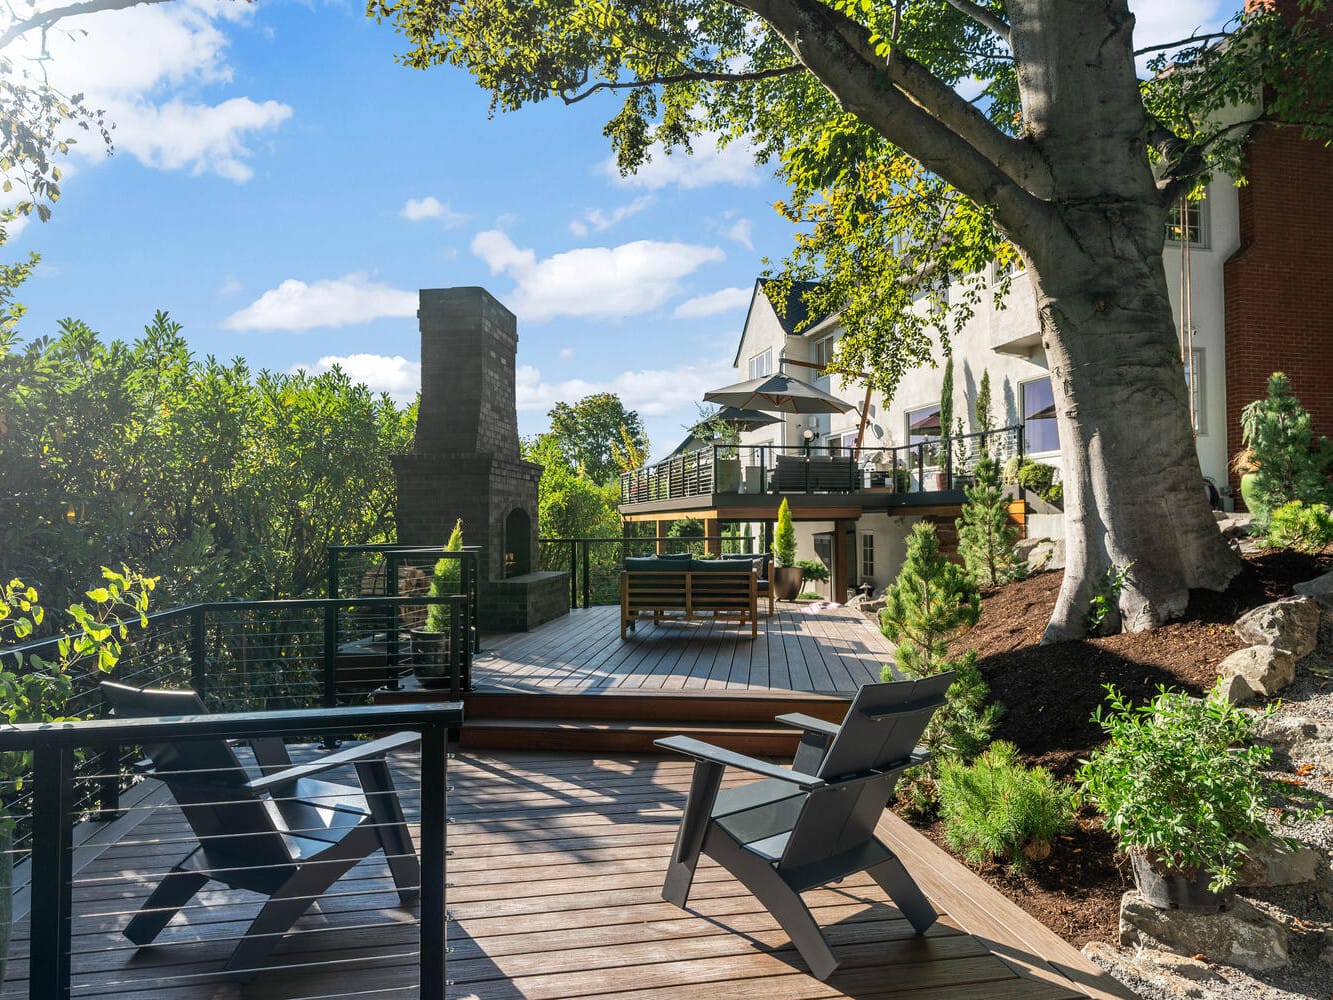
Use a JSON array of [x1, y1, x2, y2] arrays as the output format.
[[458, 717, 804, 755]]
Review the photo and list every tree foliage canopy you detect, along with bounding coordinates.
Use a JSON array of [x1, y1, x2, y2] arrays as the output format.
[[369, 0, 1333, 397], [546, 392, 648, 485], [0, 299, 416, 612]]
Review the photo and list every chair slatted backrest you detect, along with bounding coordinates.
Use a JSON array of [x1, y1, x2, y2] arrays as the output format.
[[780, 674, 953, 869], [101, 681, 296, 870]]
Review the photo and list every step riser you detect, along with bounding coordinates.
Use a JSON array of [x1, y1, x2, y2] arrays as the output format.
[[461, 692, 850, 725], [459, 727, 801, 756]]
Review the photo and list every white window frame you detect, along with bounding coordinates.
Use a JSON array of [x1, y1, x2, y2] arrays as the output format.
[[861, 534, 875, 579], [813, 334, 836, 376], [747, 348, 773, 380], [1019, 377, 1061, 455], [1166, 197, 1209, 249]]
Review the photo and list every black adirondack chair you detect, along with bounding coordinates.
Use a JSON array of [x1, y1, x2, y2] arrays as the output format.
[[655, 674, 954, 980], [101, 681, 422, 979]]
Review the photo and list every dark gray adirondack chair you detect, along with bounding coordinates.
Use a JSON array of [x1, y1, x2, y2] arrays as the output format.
[[101, 681, 421, 978], [655, 674, 954, 980]]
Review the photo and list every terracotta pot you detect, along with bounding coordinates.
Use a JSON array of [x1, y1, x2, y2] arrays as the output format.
[[1130, 853, 1235, 914], [772, 566, 804, 601]]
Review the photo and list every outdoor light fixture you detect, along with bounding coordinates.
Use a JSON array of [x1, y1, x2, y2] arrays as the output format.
[[803, 428, 814, 459], [65, 503, 76, 524]]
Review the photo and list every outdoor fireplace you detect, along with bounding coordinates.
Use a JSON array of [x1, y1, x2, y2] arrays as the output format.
[[393, 286, 567, 630]]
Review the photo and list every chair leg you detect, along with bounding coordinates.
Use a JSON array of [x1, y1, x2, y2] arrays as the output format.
[[867, 855, 937, 934], [707, 832, 839, 981], [223, 853, 364, 980], [124, 866, 209, 945], [662, 760, 724, 908], [356, 759, 421, 903]]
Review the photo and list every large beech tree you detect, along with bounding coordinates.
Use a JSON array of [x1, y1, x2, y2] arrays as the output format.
[[371, 0, 1333, 639]]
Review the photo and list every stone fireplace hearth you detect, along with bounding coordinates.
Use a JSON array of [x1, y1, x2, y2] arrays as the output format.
[[393, 286, 567, 632]]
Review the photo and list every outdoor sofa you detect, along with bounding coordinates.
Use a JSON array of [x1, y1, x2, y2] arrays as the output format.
[[620, 554, 766, 639]]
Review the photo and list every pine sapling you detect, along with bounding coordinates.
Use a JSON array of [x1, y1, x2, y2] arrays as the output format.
[[956, 455, 1021, 588]]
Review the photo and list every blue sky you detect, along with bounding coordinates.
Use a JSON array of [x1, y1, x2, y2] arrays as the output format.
[[2, 0, 1234, 461]]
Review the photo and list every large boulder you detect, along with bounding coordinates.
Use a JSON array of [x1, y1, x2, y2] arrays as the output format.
[[1119, 892, 1291, 970], [1235, 838, 1321, 888], [1233, 597, 1320, 659], [1293, 570, 1333, 651], [1216, 646, 1296, 698]]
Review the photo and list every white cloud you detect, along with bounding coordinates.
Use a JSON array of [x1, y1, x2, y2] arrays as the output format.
[[300, 354, 421, 404], [603, 132, 762, 190], [470, 230, 725, 322], [516, 359, 737, 417], [568, 195, 655, 236], [558, 347, 575, 360], [673, 286, 752, 319], [222, 273, 417, 331], [721, 217, 753, 250], [1128, 1, 1233, 73], [3, 0, 291, 183], [216, 275, 243, 297], [401, 196, 468, 226]]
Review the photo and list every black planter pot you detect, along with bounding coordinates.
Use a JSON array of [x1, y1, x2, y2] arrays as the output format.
[[408, 627, 454, 689], [772, 566, 804, 601], [1130, 853, 1236, 914]]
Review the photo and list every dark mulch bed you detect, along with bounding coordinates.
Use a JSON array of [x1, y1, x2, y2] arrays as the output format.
[[912, 548, 1333, 948]]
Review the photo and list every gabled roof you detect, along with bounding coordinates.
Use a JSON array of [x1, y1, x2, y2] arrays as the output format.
[[732, 279, 834, 367]]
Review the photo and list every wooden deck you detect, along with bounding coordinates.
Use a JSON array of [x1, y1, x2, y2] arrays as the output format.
[[2, 749, 1134, 1000], [474, 604, 894, 694]]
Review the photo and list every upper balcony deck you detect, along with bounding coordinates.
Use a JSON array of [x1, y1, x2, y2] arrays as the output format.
[[618, 427, 1026, 519]]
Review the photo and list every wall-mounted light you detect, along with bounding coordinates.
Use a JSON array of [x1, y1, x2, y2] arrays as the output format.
[[65, 503, 77, 524]]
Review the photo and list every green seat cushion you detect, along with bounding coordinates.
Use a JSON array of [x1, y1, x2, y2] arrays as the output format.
[[624, 556, 686, 572]]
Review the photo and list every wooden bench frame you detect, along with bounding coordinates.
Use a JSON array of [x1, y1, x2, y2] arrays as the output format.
[[620, 567, 759, 640]]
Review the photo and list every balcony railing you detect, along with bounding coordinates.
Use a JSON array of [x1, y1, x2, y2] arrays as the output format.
[[619, 426, 1025, 506], [0, 701, 461, 1000]]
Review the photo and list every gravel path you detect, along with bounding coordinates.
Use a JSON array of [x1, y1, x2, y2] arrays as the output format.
[[1086, 648, 1333, 1000]]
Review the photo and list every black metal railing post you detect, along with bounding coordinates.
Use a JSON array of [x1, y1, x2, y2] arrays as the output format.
[[581, 541, 591, 609], [568, 540, 578, 609], [190, 605, 207, 702], [328, 548, 339, 599], [30, 744, 74, 1000], [419, 719, 449, 1000]]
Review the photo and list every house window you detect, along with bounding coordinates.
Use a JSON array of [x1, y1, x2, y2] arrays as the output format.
[[1166, 197, 1208, 248], [1021, 378, 1060, 454], [813, 334, 836, 373], [906, 405, 941, 447], [992, 242, 1026, 283], [861, 534, 875, 579], [747, 349, 773, 380], [1183, 347, 1205, 434]]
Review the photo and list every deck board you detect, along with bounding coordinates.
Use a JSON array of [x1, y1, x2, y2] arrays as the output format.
[[474, 605, 891, 695], [3, 748, 1129, 1000]]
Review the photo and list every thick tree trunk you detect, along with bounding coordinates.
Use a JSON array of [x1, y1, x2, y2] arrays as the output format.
[[1026, 245, 1240, 641], [1003, 0, 1240, 640]]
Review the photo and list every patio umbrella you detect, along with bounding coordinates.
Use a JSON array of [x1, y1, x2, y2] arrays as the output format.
[[712, 406, 783, 431], [703, 373, 857, 415]]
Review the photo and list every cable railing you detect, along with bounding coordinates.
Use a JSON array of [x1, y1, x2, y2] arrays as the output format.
[[0, 701, 461, 1000], [619, 425, 1025, 504], [539, 534, 765, 609]]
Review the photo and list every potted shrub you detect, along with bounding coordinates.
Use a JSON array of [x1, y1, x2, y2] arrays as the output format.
[[795, 558, 831, 600], [770, 498, 803, 600], [1076, 681, 1285, 913], [409, 519, 464, 688]]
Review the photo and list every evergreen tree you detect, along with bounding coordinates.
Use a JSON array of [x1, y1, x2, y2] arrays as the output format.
[[879, 522, 999, 776], [1241, 372, 1333, 526], [772, 498, 796, 568], [956, 456, 1021, 589], [974, 369, 995, 436], [879, 522, 979, 677], [939, 357, 954, 454]]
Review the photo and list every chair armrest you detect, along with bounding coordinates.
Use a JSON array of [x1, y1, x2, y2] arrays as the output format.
[[245, 731, 421, 793], [655, 735, 825, 790], [773, 712, 841, 738]]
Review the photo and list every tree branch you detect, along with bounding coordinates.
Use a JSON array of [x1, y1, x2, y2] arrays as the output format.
[[1133, 32, 1228, 57], [942, 0, 1010, 46], [0, 0, 178, 50], [560, 64, 802, 105], [734, 0, 1052, 228]]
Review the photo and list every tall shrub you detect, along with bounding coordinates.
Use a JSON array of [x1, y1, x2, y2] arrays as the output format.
[[1240, 372, 1333, 526], [772, 498, 796, 568], [974, 369, 995, 435], [939, 357, 954, 447], [879, 523, 999, 768], [956, 456, 1022, 588], [424, 519, 463, 632]]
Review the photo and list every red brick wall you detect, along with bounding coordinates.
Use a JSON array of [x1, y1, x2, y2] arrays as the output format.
[[1223, 125, 1333, 496]]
